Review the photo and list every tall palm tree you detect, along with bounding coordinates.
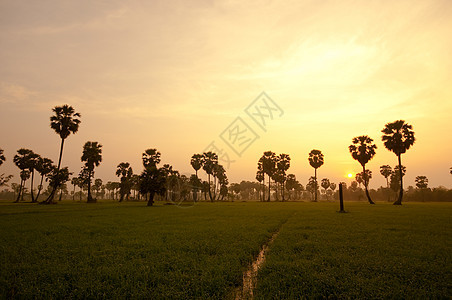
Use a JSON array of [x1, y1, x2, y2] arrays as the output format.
[[349, 136, 377, 204], [202, 152, 218, 202], [45, 105, 81, 203], [26, 151, 40, 203], [34, 157, 54, 202], [13, 148, 33, 202], [381, 120, 415, 205], [256, 162, 265, 201], [308, 149, 324, 202], [18, 170, 30, 202], [260, 151, 276, 201], [116, 162, 133, 202], [139, 148, 166, 206], [276, 154, 291, 201], [190, 154, 203, 179], [70, 177, 79, 201], [81, 141, 102, 203]]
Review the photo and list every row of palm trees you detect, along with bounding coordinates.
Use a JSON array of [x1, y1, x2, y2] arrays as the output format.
[[253, 120, 415, 205], [0, 103, 421, 206]]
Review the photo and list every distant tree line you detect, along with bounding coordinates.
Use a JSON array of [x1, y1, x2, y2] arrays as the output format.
[[1, 105, 451, 204]]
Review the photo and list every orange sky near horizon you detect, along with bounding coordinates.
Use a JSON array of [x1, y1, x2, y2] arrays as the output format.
[[1, 0, 451, 189]]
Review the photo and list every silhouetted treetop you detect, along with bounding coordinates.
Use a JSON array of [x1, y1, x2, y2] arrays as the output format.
[[50, 105, 81, 140]]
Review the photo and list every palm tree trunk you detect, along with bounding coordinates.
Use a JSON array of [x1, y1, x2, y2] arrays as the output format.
[[394, 154, 403, 205], [87, 172, 95, 203], [35, 175, 44, 202], [314, 168, 318, 202], [363, 165, 375, 204], [208, 174, 213, 202], [30, 170, 35, 203], [57, 138, 65, 171], [267, 175, 271, 202], [275, 182, 279, 201], [15, 179, 23, 203], [21, 180, 26, 202], [44, 138, 65, 204], [147, 192, 155, 206], [281, 181, 285, 201]]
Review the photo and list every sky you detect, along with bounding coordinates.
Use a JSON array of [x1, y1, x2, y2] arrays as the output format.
[[1, 0, 451, 189]]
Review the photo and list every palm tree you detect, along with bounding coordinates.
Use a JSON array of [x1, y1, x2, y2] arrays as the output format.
[[191, 154, 203, 179], [35, 157, 54, 202], [202, 152, 218, 202], [306, 176, 317, 201], [45, 105, 81, 203], [81, 141, 102, 203], [26, 151, 40, 203], [321, 178, 330, 199], [0, 149, 5, 166], [256, 165, 265, 201], [18, 170, 30, 202], [308, 149, 324, 202], [415, 176, 428, 189], [380, 165, 392, 188], [330, 182, 337, 193], [139, 148, 166, 206], [13, 148, 33, 202], [349, 136, 377, 204], [70, 177, 79, 201], [142, 149, 161, 169], [116, 162, 133, 202], [276, 154, 291, 201], [260, 151, 276, 201], [381, 120, 415, 205]]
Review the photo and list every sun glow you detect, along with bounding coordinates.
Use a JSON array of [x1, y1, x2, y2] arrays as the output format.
[[347, 173, 353, 178]]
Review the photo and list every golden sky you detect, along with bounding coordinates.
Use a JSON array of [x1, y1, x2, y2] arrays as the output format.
[[1, 0, 451, 188]]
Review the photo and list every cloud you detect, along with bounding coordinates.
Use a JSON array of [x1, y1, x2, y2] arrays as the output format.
[[0, 82, 37, 103]]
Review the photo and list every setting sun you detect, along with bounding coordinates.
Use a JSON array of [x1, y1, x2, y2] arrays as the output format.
[[348, 173, 353, 178]]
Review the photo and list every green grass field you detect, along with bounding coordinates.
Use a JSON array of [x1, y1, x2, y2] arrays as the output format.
[[0, 201, 450, 299]]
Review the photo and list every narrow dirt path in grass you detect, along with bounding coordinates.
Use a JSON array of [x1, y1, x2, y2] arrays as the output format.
[[234, 215, 293, 299]]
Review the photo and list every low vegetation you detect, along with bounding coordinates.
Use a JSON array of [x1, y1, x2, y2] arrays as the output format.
[[0, 201, 450, 298]]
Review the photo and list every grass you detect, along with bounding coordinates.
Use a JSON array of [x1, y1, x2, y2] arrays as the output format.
[[0, 201, 450, 298], [255, 202, 452, 299]]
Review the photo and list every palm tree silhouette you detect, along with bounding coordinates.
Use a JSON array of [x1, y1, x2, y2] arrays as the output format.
[[381, 120, 415, 205], [81, 141, 102, 203], [260, 151, 276, 202], [308, 149, 324, 202], [190, 154, 203, 179], [276, 154, 291, 201], [202, 152, 218, 202], [321, 178, 330, 199], [349, 136, 377, 204], [34, 157, 53, 202], [116, 162, 133, 202], [0, 149, 5, 166], [379, 165, 392, 189], [415, 176, 428, 189], [44, 105, 81, 203], [25, 151, 40, 203], [255, 167, 264, 201], [13, 148, 33, 202]]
